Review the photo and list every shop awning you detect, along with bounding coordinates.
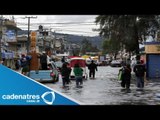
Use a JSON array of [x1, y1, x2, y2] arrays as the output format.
[[1, 52, 14, 59]]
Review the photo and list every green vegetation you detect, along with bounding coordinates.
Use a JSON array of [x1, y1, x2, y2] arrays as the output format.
[[95, 15, 160, 59]]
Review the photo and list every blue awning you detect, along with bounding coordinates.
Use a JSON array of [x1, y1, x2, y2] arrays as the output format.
[[1, 52, 14, 59]]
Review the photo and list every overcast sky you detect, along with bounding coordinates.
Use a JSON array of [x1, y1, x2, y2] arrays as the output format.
[[3, 15, 100, 37]]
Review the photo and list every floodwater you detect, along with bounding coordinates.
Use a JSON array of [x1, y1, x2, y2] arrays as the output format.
[[44, 66, 160, 105]]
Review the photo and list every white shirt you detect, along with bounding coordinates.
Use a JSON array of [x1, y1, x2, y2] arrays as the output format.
[[47, 55, 51, 65]]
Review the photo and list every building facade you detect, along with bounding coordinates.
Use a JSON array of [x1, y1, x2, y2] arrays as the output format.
[[0, 17, 21, 69]]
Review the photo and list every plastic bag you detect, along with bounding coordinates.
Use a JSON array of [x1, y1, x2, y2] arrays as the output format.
[[118, 70, 123, 80]]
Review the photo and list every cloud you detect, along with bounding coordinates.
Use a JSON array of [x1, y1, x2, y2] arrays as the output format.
[[4, 15, 99, 36], [44, 15, 98, 23]]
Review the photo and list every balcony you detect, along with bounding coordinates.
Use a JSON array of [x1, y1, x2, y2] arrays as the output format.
[[3, 20, 16, 26], [3, 19, 21, 31]]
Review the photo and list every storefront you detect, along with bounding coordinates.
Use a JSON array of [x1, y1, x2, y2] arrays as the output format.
[[144, 41, 160, 79], [1, 52, 15, 68]]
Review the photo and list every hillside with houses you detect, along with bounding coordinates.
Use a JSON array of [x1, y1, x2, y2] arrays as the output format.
[[17, 30, 103, 49]]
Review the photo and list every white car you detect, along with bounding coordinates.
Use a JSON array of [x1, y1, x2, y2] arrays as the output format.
[[110, 60, 122, 67], [86, 59, 98, 66]]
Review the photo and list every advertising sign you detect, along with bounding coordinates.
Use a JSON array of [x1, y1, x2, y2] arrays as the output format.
[[30, 31, 37, 52], [5, 30, 16, 42]]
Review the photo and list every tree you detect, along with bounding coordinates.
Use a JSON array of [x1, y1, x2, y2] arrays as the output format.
[[80, 37, 99, 55], [95, 15, 160, 60], [102, 38, 121, 59]]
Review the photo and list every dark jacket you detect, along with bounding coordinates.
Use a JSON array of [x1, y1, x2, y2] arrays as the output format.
[[39, 54, 47, 64], [61, 67, 71, 78], [20, 57, 28, 67], [88, 62, 97, 71], [133, 64, 146, 77], [122, 66, 132, 80]]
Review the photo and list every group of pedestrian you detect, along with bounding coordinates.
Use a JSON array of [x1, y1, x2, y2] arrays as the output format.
[[15, 54, 32, 75], [118, 58, 146, 91], [60, 59, 98, 88], [15, 51, 52, 75], [14, 51, 51, 75], [60, 61, 84, 88]]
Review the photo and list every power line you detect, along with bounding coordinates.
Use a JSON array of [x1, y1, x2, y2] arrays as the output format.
[[16, 21, 99, 36], [18, 26, 98, 34], [17, 24, 96, 27], [54, 29, 97, 33], [16, 22, 96, 27], [16, 22, 95, 24], [18, 25, 98, 29]]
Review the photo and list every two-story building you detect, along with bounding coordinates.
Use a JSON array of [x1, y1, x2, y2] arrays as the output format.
[[1, 18, 21, 69]]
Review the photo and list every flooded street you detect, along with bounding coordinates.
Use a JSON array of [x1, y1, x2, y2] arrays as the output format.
[[44, 66, 160, 105]]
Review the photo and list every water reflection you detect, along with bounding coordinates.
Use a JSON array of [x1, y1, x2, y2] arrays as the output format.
[[44, 66, 160, 105]]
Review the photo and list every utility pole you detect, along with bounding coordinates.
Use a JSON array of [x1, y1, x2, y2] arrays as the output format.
[[25, 16, 37, 54], [0, 15, 3, 63], [43, 30, 46, 51], [54, 30, 56, 54]]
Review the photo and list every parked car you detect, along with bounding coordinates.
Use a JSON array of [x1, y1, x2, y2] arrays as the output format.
[[98, 60, 110, 66], [110, 60, 122, 67], [86, 59, 98, 66]]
